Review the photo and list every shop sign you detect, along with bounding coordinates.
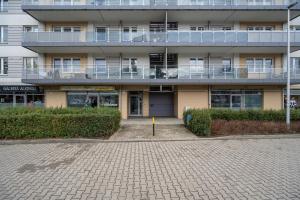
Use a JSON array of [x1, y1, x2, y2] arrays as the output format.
[[60, 86, 115, 91], [0, 86, 42, 93]]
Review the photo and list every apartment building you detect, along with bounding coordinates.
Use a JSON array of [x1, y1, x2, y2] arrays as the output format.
[[0, 0, 44, 107], [2, 0, 300, 119]]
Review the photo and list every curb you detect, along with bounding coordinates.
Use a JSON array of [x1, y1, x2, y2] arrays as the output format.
[[1, 134, 300, 145]]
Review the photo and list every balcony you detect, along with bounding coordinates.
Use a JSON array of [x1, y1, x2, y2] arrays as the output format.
[[22, 0, 300, 22], [22, 0, 297, 6], [22, 30, 300, 53], [22, 65, 300, 85]]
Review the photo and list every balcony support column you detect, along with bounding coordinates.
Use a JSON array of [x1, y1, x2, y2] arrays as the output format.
[[208, 53, 211, 78], [119, 53, 122, 79], [165, 47, 168, 79], [165, 11, 168, 42]]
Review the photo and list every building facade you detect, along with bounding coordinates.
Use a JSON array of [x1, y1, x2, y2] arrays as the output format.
[[1, 0, 300, 118], [0, 0, 44, 107]]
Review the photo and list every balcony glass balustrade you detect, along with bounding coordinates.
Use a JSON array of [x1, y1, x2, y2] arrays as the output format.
[[22, 65, 300, 81], [22, 0, 296, 6], [22, 30, 300, 44]]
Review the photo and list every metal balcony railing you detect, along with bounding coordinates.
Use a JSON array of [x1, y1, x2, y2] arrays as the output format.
[[22, 65, 300, 81], [22, 0, 296, 6], [22, 30, 300, 44]]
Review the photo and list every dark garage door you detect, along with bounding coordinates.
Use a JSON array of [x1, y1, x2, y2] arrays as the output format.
[[149, 92, 174, 117]]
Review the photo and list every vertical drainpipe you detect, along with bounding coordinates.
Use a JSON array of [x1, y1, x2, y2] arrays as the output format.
[[119, 20, 123, 42], [208, 53, 211, 78], [119, 53, 122, 79], [208, 85, 211, 109]]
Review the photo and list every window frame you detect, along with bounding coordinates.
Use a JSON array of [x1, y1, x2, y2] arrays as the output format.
[[94, 58, 107, 74], [189, 57, 204, 73], [23, 57, 38, 71], [53, 57, 81, 73], [0, 57, 8, 75], [246, 57, 273, 73], [0, 26, 8, 43]]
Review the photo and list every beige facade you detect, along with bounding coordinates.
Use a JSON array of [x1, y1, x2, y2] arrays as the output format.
[[176, 85, 209, 119], [263, 90, 283, 110], [45, 91, 67, 108], [42, 84, 286, 119]]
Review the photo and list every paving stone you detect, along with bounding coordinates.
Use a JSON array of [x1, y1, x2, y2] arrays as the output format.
[[0, 139, 299, 199]]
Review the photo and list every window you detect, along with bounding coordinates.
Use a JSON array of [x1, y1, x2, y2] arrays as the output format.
[[246, 58, 273, 73], [247, 26, 274, 31], [0, 26, 8, 43], [292, 58, 300, 74], [23, 57, 38, 72], [222, 58, 232, 72], [23, 26, 38, 32], [95, 27, 107, 41], [122, 26, 138, 42], [190, 26, 205, 31], [54, 0, 80, 5], [122, 58, 137, 73], [189, 58, 204, 73], [0, 0, 8, 12], [222, 27, 232, 31], [53, 26, 80, 32], [67, 92, 119, 108], [95, 58, 106, 73], [53, 58, 81, 73], [211, 90, 262, 109], [0, 57, 8, 75]]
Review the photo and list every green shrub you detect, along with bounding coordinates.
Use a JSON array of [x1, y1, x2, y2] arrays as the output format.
[[0, 107, 121, 139], [209, 109, 300, 121], [183, 109, 300, 136], [183, 109, 211, 136]]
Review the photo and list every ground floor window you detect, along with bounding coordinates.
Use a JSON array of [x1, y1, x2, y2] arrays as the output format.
[[284, 90, 300, 109], [67, 91, 119, 108], [211, 90, 262, 109], [0, 93, 44, 108]]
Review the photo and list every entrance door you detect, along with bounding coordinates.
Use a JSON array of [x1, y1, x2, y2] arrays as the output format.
[[149, 93, 174, 117], [231, 95, 241, 109], [87, 94, 98, 108], [129, 93, 143, 116], [15, 95, 26, 107]]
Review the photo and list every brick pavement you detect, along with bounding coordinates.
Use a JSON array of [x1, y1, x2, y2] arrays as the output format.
[[0, 138, 300, 200]]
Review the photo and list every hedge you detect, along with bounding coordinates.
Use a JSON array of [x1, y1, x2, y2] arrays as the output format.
[[183, 109, 300, 136], [0, 107, 121, 139], [184, 109, 211, 136]]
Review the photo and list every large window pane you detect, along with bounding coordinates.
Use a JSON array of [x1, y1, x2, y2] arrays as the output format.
[[245, 95, 262, 108], [99, 93, 119, 107], [67, 93, 87, 107], [211, 94, 230, 108]]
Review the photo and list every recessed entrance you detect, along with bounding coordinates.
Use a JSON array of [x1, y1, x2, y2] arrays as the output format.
[[129, 92, 143, 116], [149, 92, 174, 117]]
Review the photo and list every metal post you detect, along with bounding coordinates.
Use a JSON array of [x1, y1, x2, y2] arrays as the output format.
[[287, 7, 291, 128], [286, 1, 298, 128]]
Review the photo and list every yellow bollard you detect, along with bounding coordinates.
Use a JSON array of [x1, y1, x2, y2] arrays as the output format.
[[152, 116, 155, 136]]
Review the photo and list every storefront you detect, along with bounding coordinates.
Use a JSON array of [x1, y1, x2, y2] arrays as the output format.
[[67, 91, 119, 108], [284, 89, 300, 109], [0, 85, 44, 107], [211, 90, 263, 109]]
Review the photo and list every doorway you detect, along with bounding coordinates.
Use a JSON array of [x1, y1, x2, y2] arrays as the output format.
[[15, 95, 26, 107], [129, 92, 143, 116], [231, 95, 242, 109]]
